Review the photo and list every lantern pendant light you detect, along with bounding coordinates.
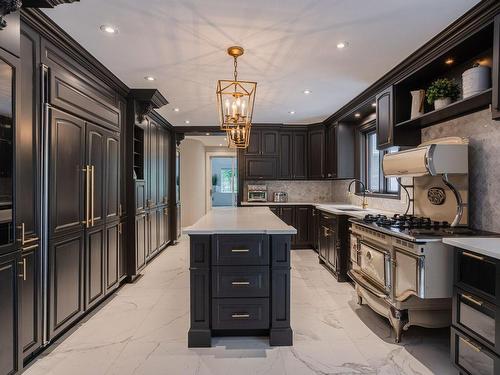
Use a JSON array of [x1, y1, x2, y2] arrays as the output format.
[[216, 46, 257, 148]]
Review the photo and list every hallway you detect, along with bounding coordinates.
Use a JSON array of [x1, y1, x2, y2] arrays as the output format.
[[24, 238, 454, 375]]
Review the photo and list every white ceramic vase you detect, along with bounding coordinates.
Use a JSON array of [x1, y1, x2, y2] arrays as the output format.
[[434, 97, 452, 110]]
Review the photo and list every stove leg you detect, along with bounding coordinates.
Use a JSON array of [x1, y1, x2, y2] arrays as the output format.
[[389, 307, 408, 343], [357, 295, 363, 305]]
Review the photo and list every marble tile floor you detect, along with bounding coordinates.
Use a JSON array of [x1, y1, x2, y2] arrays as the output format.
[[24, 237, 456, 375]]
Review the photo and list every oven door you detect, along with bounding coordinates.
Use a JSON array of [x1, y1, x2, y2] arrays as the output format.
[[393, 246, 424, 300], [358, 241, 391, 294]]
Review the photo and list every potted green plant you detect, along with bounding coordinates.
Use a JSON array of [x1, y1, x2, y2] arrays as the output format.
[[212, 174, 218, 186], [426, 78, 460, 110]]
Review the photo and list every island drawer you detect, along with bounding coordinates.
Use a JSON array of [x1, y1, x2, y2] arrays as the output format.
[[212, 266, 269, 298], [212, 234, 270, 266], [212, 298, 269, 330]]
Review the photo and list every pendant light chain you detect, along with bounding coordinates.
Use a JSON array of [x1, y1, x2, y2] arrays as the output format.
[[233, 56, 238, 82]]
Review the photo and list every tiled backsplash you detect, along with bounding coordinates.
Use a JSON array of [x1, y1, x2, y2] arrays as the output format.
[[244, 180, 335, 203]]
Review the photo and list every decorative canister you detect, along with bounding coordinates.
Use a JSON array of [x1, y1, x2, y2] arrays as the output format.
[[410, 90, 425, 119], [434, 97, 452, 110], [462, 65, 491, 98]]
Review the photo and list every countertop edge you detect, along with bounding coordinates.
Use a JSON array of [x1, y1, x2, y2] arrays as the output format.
[[442, 238, 500, 260]]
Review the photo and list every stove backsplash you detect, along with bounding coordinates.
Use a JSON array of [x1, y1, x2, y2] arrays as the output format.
[[332, 109, 500, 233], [244, 180, 335, 203]]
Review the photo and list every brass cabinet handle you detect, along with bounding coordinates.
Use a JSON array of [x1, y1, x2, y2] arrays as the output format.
[[18, 259, 27, 281], [461, 293, 484, 307], [83, 165, 91, 227], [91, 165, 95, 226], [231, 313, 250, 319], [22, 243, 39, 252], [462, 251, 486, 262], [459, 336, 482, 353], [17, 223, 39, 245], [231, 281, 250, 286], [118, 223, 123, 234], [118, 204, 122, 217], [231, 249, 249, 253]]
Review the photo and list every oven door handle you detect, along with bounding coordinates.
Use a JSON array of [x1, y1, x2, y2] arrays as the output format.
[[348, 270, 389, 300]]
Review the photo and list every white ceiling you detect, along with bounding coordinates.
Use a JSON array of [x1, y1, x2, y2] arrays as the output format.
[[44, 0, 480, 126], [186, 135, 229, 147]]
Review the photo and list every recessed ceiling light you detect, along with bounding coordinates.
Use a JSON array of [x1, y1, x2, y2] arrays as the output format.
[[303, 89, 312, 95], [100, 25, 118, 34], [205, 133, 210, 136], [289, 110, 295, 115], [371, 102, 376, 107], [173, 108, 180, 112], [354, 113, 361, 118], [336, 41, 348, 49], [144, 76, 155, 81], [445, 58, 454, 65], [185, 120, 190, 124]]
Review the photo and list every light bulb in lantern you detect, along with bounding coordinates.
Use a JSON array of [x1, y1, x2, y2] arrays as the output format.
[[232, 102, 237, 118], [225, 99, 230, 116], [241, 101, 246, 117]]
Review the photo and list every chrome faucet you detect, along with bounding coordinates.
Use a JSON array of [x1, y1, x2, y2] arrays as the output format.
[[347, 179, 369, 209]]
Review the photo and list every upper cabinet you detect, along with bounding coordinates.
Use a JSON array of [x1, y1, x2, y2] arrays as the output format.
[[326, 123, 355, 179], [308, 125, 325, 179], [0, 9, 20, 57], [278, 130, 307, 180], [375, 87, 394, 149], [245, 128, 279, 156], [493, 14, 500, 120]]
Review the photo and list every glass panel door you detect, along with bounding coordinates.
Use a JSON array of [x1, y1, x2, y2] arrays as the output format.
[[210, 156, 237, 207]]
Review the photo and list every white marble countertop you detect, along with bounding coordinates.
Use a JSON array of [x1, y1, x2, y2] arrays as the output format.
[[241, 201, 397, 219], [183, 207, 297, 235], [443, 238, 500, 260]]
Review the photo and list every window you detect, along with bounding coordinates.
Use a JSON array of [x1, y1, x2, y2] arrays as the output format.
[[220, 168, 237, 193], [363, 130, 399, 195]]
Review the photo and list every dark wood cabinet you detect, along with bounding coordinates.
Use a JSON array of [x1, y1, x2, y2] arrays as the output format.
[[308, 126, 325, 179], [293, 132, 307, 179], [49, 109, 86, 237], [278, 132, 293, 179], [119, 220, 127, 281], [105, 222, 120, 292], [0, 11, 20, 57], [148, 120, 159, 208], [311, 208, 319, 252], [147, 209, 159, 260], [295, 206, 311, 247], [48, 233, 85, 340], [325, 123, 355, 180], [244, 129, 279, 156], [85, 226, 105, 309], [376, 86, 394, 149], [86, 124, 106, 228], [245, 130, 261, 155], [105, 133, 120, 222], [135, 213, 147, 272], [493, 14, 500, 120], [244, 157, 277, 180], [0, 252, 21, 375], [20, 245, 42, 360], [318, 210, 349, 282], [158, 206, 169, 250]]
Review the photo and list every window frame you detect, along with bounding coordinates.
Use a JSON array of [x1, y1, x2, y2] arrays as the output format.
[[356, 121, 400, 199]]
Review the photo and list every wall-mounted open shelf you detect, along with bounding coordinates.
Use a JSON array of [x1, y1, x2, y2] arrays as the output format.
[[395, 88, 491, 129], [133, 125, 144, 180]]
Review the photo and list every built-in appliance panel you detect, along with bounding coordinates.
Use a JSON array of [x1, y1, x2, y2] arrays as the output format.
[[212, 234, 269, 266], [358, 241, 389, 292], [212, 266, 269, 298], [451, 327, 499, 375], [454, 287, 499, 354], [393, 247, 420, 301], [455, 249, 498, 303]]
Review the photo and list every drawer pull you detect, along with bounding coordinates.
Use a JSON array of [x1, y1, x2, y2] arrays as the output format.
[[462, 251, 486, 261], [462, 293, 484, 307], [231, 281, 250, 286], [459, 336, 482, 353], [231, 249, 250, 253], [232, 313, 250, 319]]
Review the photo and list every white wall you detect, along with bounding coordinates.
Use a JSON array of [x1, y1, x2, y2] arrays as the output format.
[[180, 138, 206, 227]]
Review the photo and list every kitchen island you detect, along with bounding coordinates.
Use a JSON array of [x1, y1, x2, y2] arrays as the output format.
[[183, 207, 297, 347]]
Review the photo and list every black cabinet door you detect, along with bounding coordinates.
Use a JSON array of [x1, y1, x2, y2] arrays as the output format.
[[335, 123, 355, 179], [280, 207, 295, 227], [278, 132, 292, 179], [295, 206, 311, 247], [48, 232, 85, 340], [493, 14, 500, 120], [21, 244, 42, 360], [119, 220, 127, 281], [147, 210, 159, 260], [106, 221, 120, 292], [245, 157, 277, 180], [135, 214, 147, 271], [0, 11, 20, 57], [158, 206, 169, 249], [18, 26, 40, 243], [311, 208, 319, 252], [0, 252, 21, 375], [261, 130, 279, 156], [157, 128, 167, 205], [85, 226, 105, 309], [326, 232, 337, 271], [49, 109, 85, 238], [319, 225, 328, 260], [245, 130, 261, 155], [148, 120, 159, 208], [325, 124, 337, 179], [135, 180, 146, 213], [105, 132, 120, 222], [308, 127, 325, 179], [293, 131, 307, 179], [376, 86, 394, 149], [86, 124, 106, 228]]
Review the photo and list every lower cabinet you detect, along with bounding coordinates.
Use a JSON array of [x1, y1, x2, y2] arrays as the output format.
[[106, 221, 120, 292], [20, 244, 42, 360], [119, 220, 127, 281], [147, 209, 159, 260], [135, 213, 147, 273], [48, 233, 85, 340], [0, 252, 21, 375], [85, 227, 106, 310], [266, 205, 313, 248]]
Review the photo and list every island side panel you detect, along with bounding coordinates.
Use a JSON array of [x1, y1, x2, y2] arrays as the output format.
[[188, 235, 212, 347], [270, 234, 293, 346]]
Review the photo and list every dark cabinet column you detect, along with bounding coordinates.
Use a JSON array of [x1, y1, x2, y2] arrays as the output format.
[[278, 132, 292, 179], [134, 213, 147, 272], [493, 14, 500, 120], [119, 220, 127, 281], [292, 131, 307, 179], [0, 252, 21, 375], [85, 226, 105, 309], [295, 206, 311, 247], [325, 124, 337, 179], [106, 221, 120, 292], [375, 87, 394, 149], [105, 133, 120, 222], [308, 127, 325, 179]]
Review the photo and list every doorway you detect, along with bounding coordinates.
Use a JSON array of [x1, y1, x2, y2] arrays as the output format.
[[206, 154, 237, 210]]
